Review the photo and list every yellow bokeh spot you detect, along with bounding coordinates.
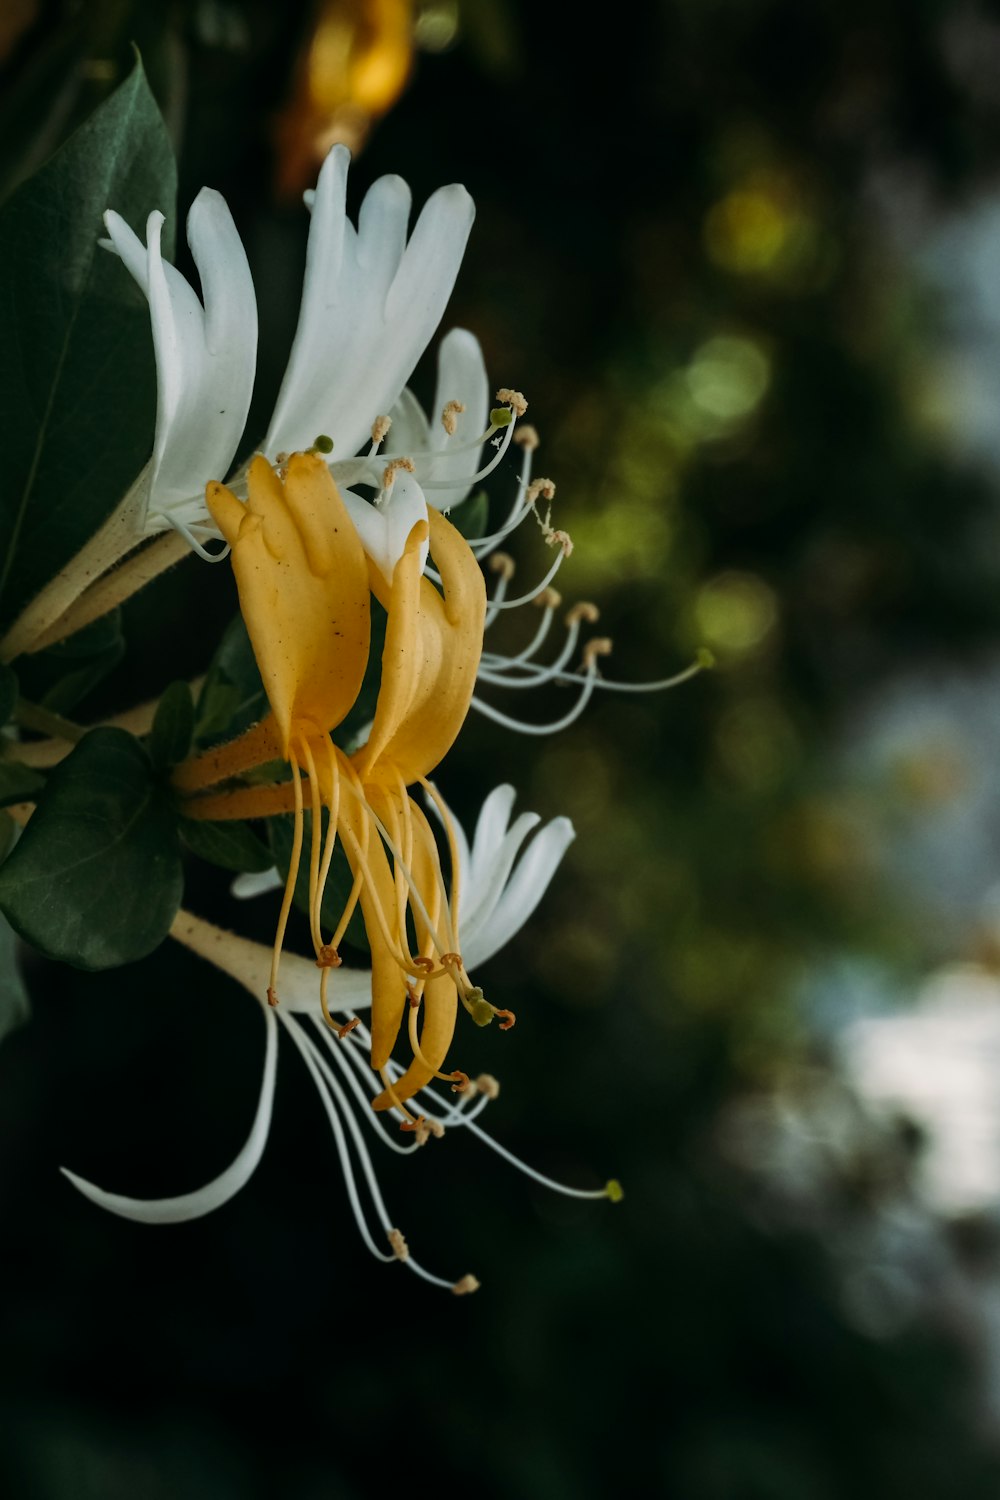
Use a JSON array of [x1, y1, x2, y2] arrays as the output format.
[[705, 188, 790, 274], [694, 572, 778, 657], [686, 335, 771, 423]]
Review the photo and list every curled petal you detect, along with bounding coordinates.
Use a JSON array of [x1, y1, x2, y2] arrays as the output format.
[[342, 470, 429, 585], [464, 816, 576, 969], [60, 1005, 278, 1224]]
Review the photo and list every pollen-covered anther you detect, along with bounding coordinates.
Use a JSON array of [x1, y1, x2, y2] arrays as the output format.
[[534, 587, 562, 610], [495, 1008, 516, 1031], [315, 943, 342, 969], [388, 1227, 409, 1261], [400, 1114, 428, 1135], [382, 456, 416, 487], [336, 1017, 361, 1040], [514, 423, 539, 451], [266, 986, 279, 1008], [413, 1118, 443, 1147], [489, 552, 516, 581], [583, 637, 613, 671], [407, 984, 421, 1008], [452, 1274, 481, 1296], [371, 414, 392, 445], [441, 399, 466, 435], [547, 528, 574, 557], [450, 1070, 471, 1094], [411, 956, 435, 974], [566, 601, 600, 626], [524, 477, 556, 507], [475, 1073, 501, 1100], [496, 387, 528, 418], [439, 951, 464, 971]]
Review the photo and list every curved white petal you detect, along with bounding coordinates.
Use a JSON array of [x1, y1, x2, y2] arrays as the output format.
[[265, 146, 474, 463], [342, 470, 429, 584], [60, 1004, 278, 1224], [104, 191, 257, 534], [461, 811, 541, 939], [464, 816, 575, 969], [231, 866, 284, 899], [386, 386, 432, 456], [469, 784, 518, 889], [427, 328, 490, 504]]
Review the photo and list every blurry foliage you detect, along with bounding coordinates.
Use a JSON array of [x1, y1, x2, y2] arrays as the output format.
[[5, 0, 1000, 1497]]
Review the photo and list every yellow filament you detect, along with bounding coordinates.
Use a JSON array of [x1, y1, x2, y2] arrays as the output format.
[[315, 735, 342, 941], [298, 734, 325, 955], [268, 752, 305, 1004], [378, 1066, 421, 1125], [419, 776, 463, 948]]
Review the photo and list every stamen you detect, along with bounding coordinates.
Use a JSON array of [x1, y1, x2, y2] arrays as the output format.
[[382, 456, 415, 490], [388, 1228, 409, 1261], [441, 399, 466, 436], [476, 1074, 501, 1100], [496, 387, 528, 417], [370, 414, 392, 448], [267, 751, 305, 1005], [524, 478, 556, 507], [547, 528, 574, 557], [489, 552, 516, 581], [495, 1009, 516, 1031], [582, 637, 613, 671], [452, 1275, 481, 1295], [566, 601, 600, 626], [514, 424, 539, 451]]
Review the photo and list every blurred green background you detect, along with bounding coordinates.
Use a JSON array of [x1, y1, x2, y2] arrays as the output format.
[[7, 0, 1000, 1494]]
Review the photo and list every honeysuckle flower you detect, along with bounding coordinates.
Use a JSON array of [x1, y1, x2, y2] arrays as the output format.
[[383, 326, 490, 507], [61, 788, 609, 1292]]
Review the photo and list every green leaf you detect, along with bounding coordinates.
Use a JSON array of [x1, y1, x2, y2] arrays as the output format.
[[149, 680, 195, 769], [0, 665, 19, 729], [180, 818, 274, 874], [268, 813, 369, 954], [194, 615, 268, 748], [450, 491, 490, 541], [0, 912, 30, 1049], [0, 762, 45, 808], [0, 56, 177, 633], [0, 727, 182, 970]]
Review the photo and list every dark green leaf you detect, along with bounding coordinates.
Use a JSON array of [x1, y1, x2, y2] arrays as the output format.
[[0, 762, 45, 808], [450, 490, 490, 541], [180, 817, 274, 874], [194, 615, 268, 747], [150, 680, 195, 769], [0, 912, 30, 1048], [0, 665, 19, 729], [0, 57, 177, 633], [0, 727, 182, 970], [269, 813, 369, 954]]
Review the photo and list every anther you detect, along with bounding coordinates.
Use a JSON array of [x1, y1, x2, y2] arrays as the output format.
[[524, 477, 556, 507], [439, 951, 463, 970], [450, 1070, 471, 1094], [336, 1017, 361, 1040], [605, 1179, 625, 1203], [388, 1227, 409, 1261], [371, 414, 392, 445], [441, 399, 466, 435], [495, 1008, 516, 1031], [266, 986, 279, 1008], [463, 986, 496, 1028], [514, 423, 539, 450], [547, 528, 574, 557], [582, 637, 613, 671], [452, 1274, 481, 1296], [315, 943, 342, 969], [566, 601, 600, 626], [475, 1073, 501, 1100], [496, 387, 528, 417], [407, 986, 421, 1008], [412, 956, 435, 974], [400, 1114, 428, 1135], [382, 456, 415, 486], [489, 552, 516, 581]]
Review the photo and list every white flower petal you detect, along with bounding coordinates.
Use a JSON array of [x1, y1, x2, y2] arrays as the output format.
[[469, 784, 518, 889], [386, 386, 432, 455], [342, 470, 429, 584], [427, 328, 490, 503], [464, 816, 575, 969], [265, 147, 474, 463], [105, 192, 257, 533], [60, 1004, 278, 1224], [461, 811, 541, 939]]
